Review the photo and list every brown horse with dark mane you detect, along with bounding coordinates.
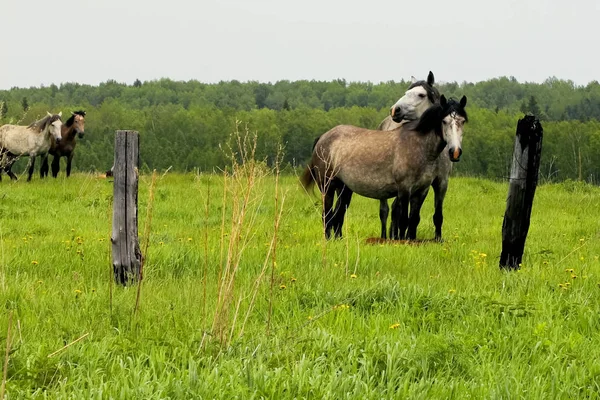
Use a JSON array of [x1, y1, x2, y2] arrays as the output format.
[[40, 110, 86, 178]]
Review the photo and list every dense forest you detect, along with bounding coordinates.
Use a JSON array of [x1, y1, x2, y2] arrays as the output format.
[[1, 76, 599, 183]]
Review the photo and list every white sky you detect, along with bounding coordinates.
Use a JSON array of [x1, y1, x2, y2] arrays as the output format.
[[1, 0, 598, 89]]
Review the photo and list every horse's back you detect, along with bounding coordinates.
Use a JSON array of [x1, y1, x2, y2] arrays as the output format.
[[0, 124, 37, 155]]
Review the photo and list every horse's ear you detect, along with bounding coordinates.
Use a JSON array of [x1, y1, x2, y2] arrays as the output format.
[[58, 111, 62, 117], [46, 111, 52, 116], [440, 95, 447, 107], [427, 71, 435, 86], [410, 76, 417, 84], [71, 111, 76, 116], [460, 96, 467, 108]]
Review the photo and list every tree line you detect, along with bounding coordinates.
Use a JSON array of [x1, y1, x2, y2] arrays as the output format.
[[0, 77, 599, 183]]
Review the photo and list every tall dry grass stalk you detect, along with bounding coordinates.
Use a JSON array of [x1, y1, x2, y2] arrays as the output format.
[[134, 170, 159, 317], [267, 144, 284, 335], [1, 311, 13, 400], [202, 175, 211, 327], [208, 121, 287, 347]]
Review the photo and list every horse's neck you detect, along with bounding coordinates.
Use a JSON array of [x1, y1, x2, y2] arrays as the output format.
[[62, 125, 76, 140], [412, 130, 446, 161]]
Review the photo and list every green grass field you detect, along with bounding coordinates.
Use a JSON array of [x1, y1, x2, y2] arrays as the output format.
[[0, 172, 599, 399]]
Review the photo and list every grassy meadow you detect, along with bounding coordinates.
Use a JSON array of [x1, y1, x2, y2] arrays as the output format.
[[0, 169, 600, 398]]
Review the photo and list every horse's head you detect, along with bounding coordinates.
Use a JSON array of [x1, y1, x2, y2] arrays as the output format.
[[439, 95, 468, 162], [68, 110, 86, 139], [45, 111, 63, 144], [391, 71, 439, 123]]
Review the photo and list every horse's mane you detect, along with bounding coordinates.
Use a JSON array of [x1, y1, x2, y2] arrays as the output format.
[[28, 114, 62, 132], [65, 110, 86, 127], [410, 98, 468, 135], [407, 80, 440, 105]]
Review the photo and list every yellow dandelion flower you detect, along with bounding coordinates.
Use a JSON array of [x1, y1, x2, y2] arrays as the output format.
[[74, 289, 82, 294], [571, 274, 577, 279], [558, 283, 564, 288], [290, 277, 297, 283], [31, 260, 38, 265], [91, 288, 96, 293], [37, 280, 43, 285], [279, 284, 286, 290], [187, 238, 192, 241], [565, 268, 575, 274], [448, 289, 456, 294], [159, 241, 164, 245], [389, 323, 401, 329], [308, 316, 313, 320], [479, 253, 487, 258], [71, 228, 75, 232], [580, 257, 584, 261], [350, 274, 357, 279]]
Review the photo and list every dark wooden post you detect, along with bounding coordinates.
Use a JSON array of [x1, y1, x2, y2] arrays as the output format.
[[111, 130, 142, 285], [500, 116, 543, 270]]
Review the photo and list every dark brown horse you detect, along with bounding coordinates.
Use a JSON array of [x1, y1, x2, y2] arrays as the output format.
[[301, 96, 468, 240], [40, 110, 86, 178]]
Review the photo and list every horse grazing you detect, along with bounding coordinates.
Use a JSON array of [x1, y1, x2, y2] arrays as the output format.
[[40, 110, 86, 178], [0, 112, 63, 181], [301, 95, 468, 240], [375, 71, 442, 239]]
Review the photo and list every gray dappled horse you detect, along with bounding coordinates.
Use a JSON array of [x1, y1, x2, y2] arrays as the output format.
[[0, 112, 63, 181], [301, 96, 468, 240]]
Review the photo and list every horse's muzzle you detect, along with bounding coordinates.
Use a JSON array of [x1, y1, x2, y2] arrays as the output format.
[[449, 147, 462, 162], [78, 132, 85, 139], [391, 106, 406, 123], [56, 137, 62, 144]]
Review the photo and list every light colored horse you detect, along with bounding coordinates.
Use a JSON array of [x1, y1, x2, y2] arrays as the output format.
[[40, 110, 86, 178], [375, 72, 446, 240], [0, 112, 63, 181], [301, 96, 468, 240]]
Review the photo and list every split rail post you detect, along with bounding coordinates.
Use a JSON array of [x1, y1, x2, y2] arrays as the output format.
[[111, 130, 142, 284]]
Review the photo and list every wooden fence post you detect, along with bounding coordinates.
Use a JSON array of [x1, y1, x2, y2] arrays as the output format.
[[499, 116, 543, 270], [111, 130, 142, 285]]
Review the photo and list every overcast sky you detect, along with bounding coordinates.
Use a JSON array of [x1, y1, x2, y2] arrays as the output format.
[[1, 0, 598, 90]]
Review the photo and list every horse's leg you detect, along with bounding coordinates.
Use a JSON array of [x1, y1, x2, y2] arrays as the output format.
[[322, 183, 337, 240], [407, 188, 430, 240], [40, 154, 49, 178], [432, 177, 448, 242], [52, 155, 61, 178], [379, 199, 389, 239], [332, 185, 353, 239], [65, 153, 74, 177], [392, 195, 409, 240], [26, 156, 36, 182]]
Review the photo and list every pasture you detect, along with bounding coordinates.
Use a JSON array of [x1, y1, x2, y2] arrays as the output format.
[[1, 172, 600, 398]]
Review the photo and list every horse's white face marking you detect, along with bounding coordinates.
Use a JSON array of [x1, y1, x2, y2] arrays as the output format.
[[50, 119, 63, 142], [442, 112, 466, 161], [391, 85, 431, 121]]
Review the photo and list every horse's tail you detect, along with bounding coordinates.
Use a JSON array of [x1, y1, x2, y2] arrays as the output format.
[[311, 135, 321, 151], [300, 162, 317, 194]]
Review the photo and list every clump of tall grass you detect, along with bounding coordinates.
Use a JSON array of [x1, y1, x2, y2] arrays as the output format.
[[209, 121, 286, 347]]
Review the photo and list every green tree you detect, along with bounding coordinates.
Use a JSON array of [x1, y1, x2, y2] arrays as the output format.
[[21, 97, 29, 112]]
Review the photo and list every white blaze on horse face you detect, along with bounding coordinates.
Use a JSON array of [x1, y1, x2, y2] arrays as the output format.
[[391, 86, 431, 121], [442, 112, 465, 161], [50, 120, 63, 141]]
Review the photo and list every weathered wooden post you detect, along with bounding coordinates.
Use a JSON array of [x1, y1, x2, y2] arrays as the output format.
[[499, 115, 543, 270], [111, 130, 142, 285]]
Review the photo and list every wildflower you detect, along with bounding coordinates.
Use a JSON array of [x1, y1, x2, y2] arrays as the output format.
[[279, 284, 286, 290], [91, 288, 96, 293], [571, 274, 577, 279], [448, 289, 456, 294], [307, 316, 313, 320], [187, 238, 192, 242], [290, 277, 297, 283], [350, 274, 357, 279], [389, 323, 401, 329], [37, 280, 43, 285], [580, 257, 585, 261], [74, 289, 82, 294], [159, 241, 164, 245], [31, 260, 38, 265], [580, 238, 585, 243], [565, 268, 574, 274], [71, 228, 75, 232]]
